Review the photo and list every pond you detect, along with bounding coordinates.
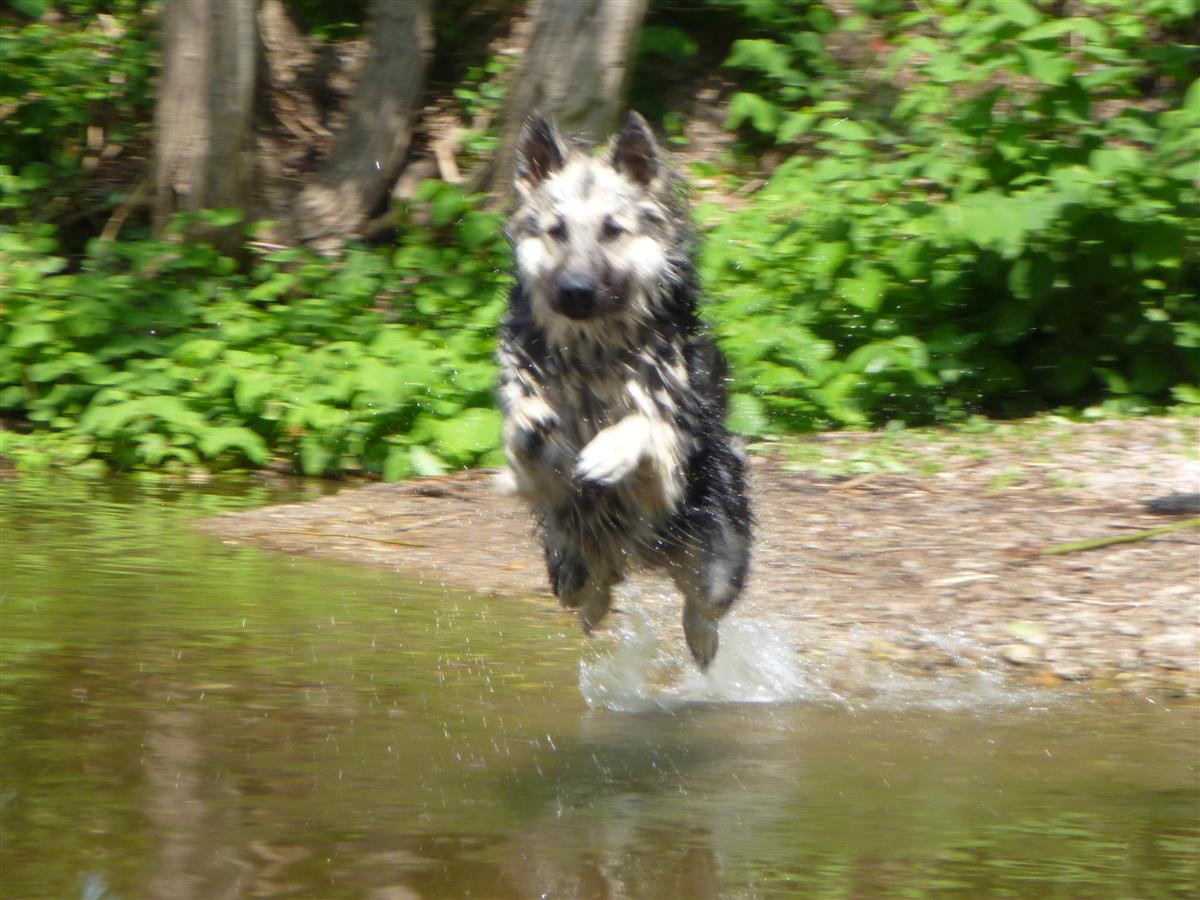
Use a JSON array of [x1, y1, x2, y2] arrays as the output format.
[[2, 475, 1197, 898]]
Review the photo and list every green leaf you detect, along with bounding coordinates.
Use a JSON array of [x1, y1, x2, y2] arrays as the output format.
[[1183, 79, 1200, 122], [809, 241, 850, 279], [1088, 146, 1141, 177], [173, 338, 226, 365], [431, 188, 469, 227], [409, 445, 446, 477], [431, 407, 502, 465], [1019, 17, 1107, 45], [727, 393, 770, 436], [234, 372, 275, 413], [198, 426, 268, 464], [9, 322, 54, 348], [838, 269, 888, 311], [383, 446, 413, 482], [818, 118, 872, 142], [638, 26, 698, 62], [777, 111, 817, 142], [725, 92, 782, 135], [807, 4, 836, 33], [458, 210, 501, 249], [11, 0, 49, 17], [1017, 46, 1072, 85], [1007, 254, 1053, 302], [198, 208, 244, 228], [299, 437, 333, 476], [998, 0, 1042, 28], [725, 39, 795, 80]]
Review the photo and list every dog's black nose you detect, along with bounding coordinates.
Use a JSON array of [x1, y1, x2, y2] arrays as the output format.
[[556, 276, 598, 319]]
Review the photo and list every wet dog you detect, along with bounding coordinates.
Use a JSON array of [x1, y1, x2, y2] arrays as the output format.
[[497, 111, 751, 668]]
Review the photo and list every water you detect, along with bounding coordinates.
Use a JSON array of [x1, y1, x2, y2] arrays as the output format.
[[2, 476, 1197, 898]]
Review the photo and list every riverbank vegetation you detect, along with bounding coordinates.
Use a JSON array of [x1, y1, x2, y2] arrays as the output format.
[[2, 0, 1197, 477]]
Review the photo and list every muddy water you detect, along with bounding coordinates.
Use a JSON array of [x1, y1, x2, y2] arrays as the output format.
[[2, 476, 1197, 899]]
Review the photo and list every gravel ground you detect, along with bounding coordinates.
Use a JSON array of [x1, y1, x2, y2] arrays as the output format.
[[201, 416, 1200, 696]]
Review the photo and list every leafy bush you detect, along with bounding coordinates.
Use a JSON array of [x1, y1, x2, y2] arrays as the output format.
[[1, 184, 511, 477], [0, 1, 157, 242], [3, 0, 1198, 478], [705, 0, 1200, 433]]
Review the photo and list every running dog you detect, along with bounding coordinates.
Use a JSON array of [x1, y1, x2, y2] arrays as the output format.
[[497, 111, 752, 668]]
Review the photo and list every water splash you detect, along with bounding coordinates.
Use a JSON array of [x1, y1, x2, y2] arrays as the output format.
[[579, 606, 818, 712], [578, 599, 1059, 714]]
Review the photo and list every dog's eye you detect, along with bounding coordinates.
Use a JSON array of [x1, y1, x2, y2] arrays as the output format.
[[601, 217, 627, 240], [547, 220, 568, 241], [639, 207, 666, 228]]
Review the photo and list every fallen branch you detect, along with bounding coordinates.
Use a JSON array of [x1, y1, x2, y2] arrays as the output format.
[[1041, 517, 1200, 556]]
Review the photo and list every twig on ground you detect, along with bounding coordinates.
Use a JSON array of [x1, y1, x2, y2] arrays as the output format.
[[1041, 518, 1200, 555]]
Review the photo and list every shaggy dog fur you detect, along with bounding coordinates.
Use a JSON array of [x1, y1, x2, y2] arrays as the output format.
[[496, 111, 751, 668]]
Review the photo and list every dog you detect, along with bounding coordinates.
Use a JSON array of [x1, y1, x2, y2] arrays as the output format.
[[496, 111, 751, 669]]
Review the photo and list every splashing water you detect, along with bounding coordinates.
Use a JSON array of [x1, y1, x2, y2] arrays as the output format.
[[578, 592, 1059, 714], [579, 603, 819, 712]]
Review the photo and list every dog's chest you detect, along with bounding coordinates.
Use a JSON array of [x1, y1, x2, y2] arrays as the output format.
[[548, 368, 631, 448]]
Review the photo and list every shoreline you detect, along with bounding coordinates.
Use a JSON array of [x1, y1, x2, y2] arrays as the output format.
[[200, 416, 1200, 697]]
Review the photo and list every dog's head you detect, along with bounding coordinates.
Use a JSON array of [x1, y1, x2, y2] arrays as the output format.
[[508, 112, 689, 342]]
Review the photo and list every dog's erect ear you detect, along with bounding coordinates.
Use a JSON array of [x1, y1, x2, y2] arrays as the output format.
[[515, 113, 566, 191], [612, 111, 659, 187]]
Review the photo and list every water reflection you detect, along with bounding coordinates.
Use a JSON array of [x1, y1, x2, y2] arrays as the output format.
[[1, 476, 1197, 898]]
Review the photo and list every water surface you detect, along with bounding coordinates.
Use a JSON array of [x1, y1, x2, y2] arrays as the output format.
[[2, 475, 1197, 898]]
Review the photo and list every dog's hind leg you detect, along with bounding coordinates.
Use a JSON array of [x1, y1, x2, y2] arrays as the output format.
[[670, 524, 751, 669]]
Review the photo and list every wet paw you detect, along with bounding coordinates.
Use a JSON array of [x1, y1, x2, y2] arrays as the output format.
[[505, 395, 559, 459], [548, 548, 588, 606], [574, 418, 647, 487], [683, 608, 720, 671], [580, 589, 614, 634]]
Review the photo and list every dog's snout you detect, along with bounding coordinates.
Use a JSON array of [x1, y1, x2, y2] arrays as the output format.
[[557, 276, 598, 319]]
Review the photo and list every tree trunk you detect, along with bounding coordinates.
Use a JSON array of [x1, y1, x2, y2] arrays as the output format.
[[153, 0, 257, 248], [294, 0, 433, 251], [488, 0, 649, 199]]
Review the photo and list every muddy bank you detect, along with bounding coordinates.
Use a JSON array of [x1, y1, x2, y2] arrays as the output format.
[[201, 417, 1200, 696]]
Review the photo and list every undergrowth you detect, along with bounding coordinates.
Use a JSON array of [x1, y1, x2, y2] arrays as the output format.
[[1, 0, 1197, 477]]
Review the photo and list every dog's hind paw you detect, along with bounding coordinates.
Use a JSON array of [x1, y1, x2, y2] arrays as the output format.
[[683, 608, 720, 671]]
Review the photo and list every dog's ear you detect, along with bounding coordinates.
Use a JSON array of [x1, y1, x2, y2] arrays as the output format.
[[515, 113, 566, 193], [612, 111, 659, 188]]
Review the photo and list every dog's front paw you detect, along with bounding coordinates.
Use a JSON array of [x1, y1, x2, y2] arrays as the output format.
[[574, 418, 647, 487], [506, 397, 560, 459]]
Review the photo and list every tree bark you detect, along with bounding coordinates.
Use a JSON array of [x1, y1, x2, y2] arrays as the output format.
[[294, 0, 433, 251], [153, 0, 257, 248], [488, 0, 649, 199]]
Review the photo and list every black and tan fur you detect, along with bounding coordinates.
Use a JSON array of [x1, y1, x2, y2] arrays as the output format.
[[497, 111, 751, 669]]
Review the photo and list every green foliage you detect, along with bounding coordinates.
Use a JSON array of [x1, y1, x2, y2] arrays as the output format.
[[704, 0, 1200, 432], [0, 1, 157, 232], [1, 185, 511, 478], [451, 55, 513, 159], [3, 0, 1198, 477]]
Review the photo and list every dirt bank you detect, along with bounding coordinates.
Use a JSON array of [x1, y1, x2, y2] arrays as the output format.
[[201, 416, 1200, 696]]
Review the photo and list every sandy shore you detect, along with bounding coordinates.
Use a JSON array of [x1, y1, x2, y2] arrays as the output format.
[[201, 416, 1200, 696]]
